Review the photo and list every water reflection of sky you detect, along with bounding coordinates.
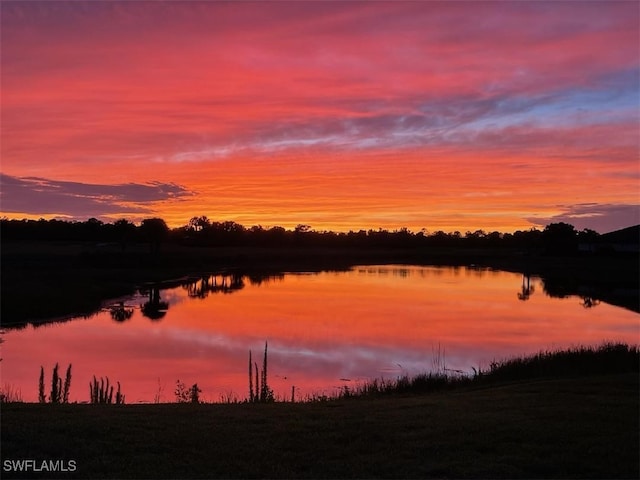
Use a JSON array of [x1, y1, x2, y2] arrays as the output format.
[[2, 266, 638, 403]]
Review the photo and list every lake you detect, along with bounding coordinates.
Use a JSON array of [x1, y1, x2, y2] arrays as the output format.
[[1, 265, 638, 403]]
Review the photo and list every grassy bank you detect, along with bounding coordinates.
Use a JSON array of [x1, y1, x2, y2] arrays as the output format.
[[2, 373, 638, 479], [2, 344, 639, 478], [2, 241, 638, 326], [331, 343, 640, 398]]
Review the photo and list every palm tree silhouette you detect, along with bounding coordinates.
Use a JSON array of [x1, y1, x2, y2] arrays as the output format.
[[141, 287, 169, 321], [517, 274, 535, 301]]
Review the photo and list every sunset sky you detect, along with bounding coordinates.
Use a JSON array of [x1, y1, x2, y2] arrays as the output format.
[[1, 1, 638, 233]]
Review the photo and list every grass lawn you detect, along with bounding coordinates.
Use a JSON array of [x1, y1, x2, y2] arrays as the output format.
[[2, 372, 638, 479]]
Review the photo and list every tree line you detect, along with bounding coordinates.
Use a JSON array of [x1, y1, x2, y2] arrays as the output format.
[[0, 216, 601, 254]]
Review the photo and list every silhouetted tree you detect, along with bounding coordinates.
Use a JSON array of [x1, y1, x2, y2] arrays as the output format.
[[140, 217, 169, 254], [188, 215, 211, 232], [83, 217, 104, 241], [542, 222, 578, 255], [4, 216, 623, 257], [113, 218, 136, 252], [578, 228, 599, 242], [294, 224, 311, 233], [577, 228, 600, 253]]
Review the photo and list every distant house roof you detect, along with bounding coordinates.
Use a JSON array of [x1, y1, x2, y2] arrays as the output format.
[[580, 225, 640, 253], [600, 225, 640, 245]]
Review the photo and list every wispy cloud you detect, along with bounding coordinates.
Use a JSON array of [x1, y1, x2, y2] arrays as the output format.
[[0, 1, 637, 231], [0, 174, 193, 219], [527, 204, 640, 233]]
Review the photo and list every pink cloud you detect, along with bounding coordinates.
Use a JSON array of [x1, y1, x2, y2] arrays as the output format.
[[1, 1, 637, 231]]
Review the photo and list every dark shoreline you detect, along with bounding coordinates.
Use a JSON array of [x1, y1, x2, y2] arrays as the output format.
[[1, 241, 638, 328], [2, 372, 638, 479]]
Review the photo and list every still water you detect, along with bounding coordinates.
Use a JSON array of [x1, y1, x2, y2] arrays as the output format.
[[2, 265, 638, 403]]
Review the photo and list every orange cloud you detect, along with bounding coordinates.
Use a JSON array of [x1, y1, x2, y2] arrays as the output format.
[[1, 1, 638, 232]]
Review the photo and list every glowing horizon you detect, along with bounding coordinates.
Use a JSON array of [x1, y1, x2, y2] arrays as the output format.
[[1, 1, 638, 233]]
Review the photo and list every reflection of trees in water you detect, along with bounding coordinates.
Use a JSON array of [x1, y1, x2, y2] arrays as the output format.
[[356, 265, 492, 279], [517, 274, 535, 301], [110, 302, 134, 322], [357, 267, 412, 277], [182, 272, 285, 299], [184, 273, 245, 298], [140, 288, 169, 321], [581, 297, 600, 308], [247, 273, 284, 286], [185, 276, 211, 299], [540, 276, 639, 313]]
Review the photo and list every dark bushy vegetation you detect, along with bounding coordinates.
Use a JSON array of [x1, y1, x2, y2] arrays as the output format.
[[175, 380, 201, 403], [477, 342, 639, 382], [332, 343, 639, 400], [1, 216, 627, 255], [19, 343, 638, 405], [89, 376, 125, 404], [248, 342, 274, 403], [245, 341, 639, 403], [38, 363, 72, 404]]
